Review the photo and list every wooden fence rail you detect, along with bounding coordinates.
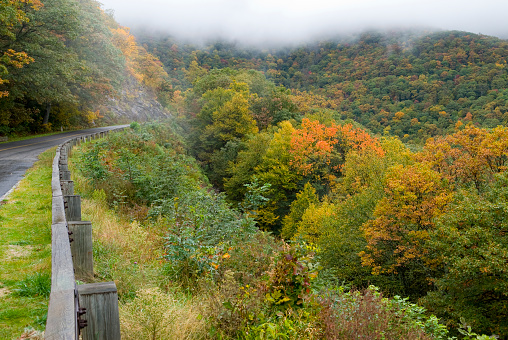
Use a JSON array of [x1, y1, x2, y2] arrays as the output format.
[[45, 127, 126, 340]]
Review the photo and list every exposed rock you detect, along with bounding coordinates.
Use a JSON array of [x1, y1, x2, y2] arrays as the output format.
[[106, 73, 171, 122]]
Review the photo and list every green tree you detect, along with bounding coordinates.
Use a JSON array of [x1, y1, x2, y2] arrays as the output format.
[[281, 182, 319, 240], [224, 131, 272, 202], [422, 174, 508, 336], [254, 121, 302, 231], [1, 0, 81, 129], [193, 81, 257, 166]]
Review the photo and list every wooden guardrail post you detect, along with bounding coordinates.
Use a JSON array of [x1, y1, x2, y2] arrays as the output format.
[[60, 170, 71, 181], [68, 221, 93, 279], [65, 195, 81, 221], [78, 282, 121, 340], [47, 126, 128, 339], [60, 162, 69, 172], [61, 180, 74, 196]]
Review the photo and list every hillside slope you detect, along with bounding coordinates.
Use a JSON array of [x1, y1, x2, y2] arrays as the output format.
[[137, 29, 508, 143]]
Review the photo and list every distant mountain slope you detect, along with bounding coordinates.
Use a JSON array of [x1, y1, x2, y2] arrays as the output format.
[[137, 29, 508, 143]]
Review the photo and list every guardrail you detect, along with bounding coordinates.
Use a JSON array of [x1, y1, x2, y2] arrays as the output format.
[[45, 128, 125, 340]]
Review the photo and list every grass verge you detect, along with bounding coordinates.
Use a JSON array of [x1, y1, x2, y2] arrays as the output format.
[[0, 148, 54, 339]]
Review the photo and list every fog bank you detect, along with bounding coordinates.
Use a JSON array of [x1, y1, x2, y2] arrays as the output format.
[[99, 0, 508, 44]]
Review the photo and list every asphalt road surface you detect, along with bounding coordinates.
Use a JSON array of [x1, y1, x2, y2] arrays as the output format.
[[0, 125, 129, 200]]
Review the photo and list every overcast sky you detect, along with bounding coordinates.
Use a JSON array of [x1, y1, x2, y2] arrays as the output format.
[[99, 0, 508, 45]]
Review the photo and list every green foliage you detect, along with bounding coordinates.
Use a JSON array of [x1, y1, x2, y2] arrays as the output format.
[[130, 121, 141, 131], [224, 131, 272, 203], [281, 183, 319, 240], [76, 122, 202, 212], [239, 177, 271, 217], [457, 319, 498, 340], [265, 241, 319, 309], [422, 174, 508, 336], [320, 286, 448, 339], [162, 190, 258, 289], [244, 308, 321, 340]]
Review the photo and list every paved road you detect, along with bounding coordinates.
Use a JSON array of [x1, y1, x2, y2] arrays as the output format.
[[0, 125, 128, 199]]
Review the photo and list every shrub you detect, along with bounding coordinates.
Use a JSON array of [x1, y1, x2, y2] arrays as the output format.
[[265, 240, 319, 310], [318, 286, 447, 340], [162, 190, 259, 289]]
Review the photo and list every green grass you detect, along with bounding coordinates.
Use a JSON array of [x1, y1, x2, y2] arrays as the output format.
[[0, 148, 54, 339]]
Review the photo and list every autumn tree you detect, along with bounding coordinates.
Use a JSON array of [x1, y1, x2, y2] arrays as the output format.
[[360, 163, 452, 297], [0, 0, 42, 98], [110, 24, 169, 97], [0, 0, 82, 130], [289, 118, 384, 195], [420, 125, 508, 193]]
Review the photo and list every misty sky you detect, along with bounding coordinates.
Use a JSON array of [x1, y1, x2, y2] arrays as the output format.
[[99, 0, 508, 44]]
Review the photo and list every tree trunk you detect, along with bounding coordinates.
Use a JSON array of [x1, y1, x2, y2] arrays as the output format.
[[43, 102, 51, 125]]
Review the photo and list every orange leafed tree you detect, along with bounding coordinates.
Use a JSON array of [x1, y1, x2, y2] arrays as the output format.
[[110, 26, 169, 92], [289, 118, 384, 190], [419, 125, 508, 192], [360, 164, 452, 275], [289, 118, 340, 176]]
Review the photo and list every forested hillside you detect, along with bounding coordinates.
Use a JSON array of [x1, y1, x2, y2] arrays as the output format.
[[0, 0, 171, 136], [138, 29, 508, 143], [127, 29, 508, 337]]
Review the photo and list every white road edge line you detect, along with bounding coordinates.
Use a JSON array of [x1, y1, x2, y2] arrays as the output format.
[[0, 180, 20, 202]]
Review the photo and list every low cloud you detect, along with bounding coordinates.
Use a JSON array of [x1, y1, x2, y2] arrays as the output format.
[[100, 0, 508, 44]]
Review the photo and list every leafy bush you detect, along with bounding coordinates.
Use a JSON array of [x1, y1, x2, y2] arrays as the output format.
[[76, 122, 203, 214], [318, 286, 447, 340], [162, 190, 259, 289], [265, 241, 318, 309]]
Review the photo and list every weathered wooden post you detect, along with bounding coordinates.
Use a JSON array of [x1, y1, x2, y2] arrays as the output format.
[[68, 221, 93, 279], [60, 162, 69, 172], [78, 282, 121, 340], [60, 170, 71, 181], [61, 180, 74, 196], [64, 195, 81, 221]]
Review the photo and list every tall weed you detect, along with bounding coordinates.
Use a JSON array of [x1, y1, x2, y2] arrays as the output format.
[[120, 287, 207, 340]]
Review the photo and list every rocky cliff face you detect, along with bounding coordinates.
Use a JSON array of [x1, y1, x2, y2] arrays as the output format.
[[106, 73, 170, 122]]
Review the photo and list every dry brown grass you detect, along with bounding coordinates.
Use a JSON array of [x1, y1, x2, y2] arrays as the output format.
[[119, 287, 208, 340], [82, 198, 164, 264], [79, 197, 169, 297]]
